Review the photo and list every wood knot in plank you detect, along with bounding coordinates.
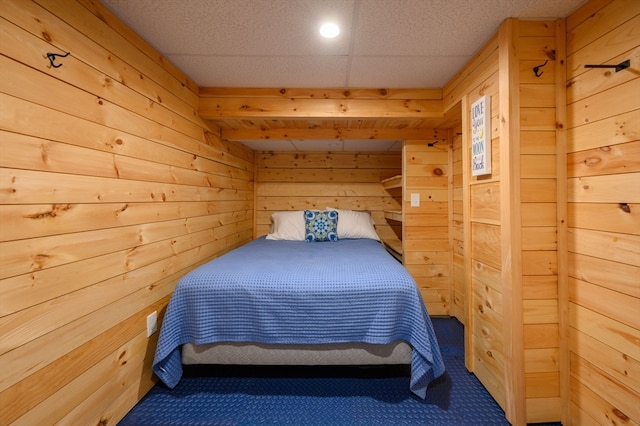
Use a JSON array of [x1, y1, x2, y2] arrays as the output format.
[[25, 204, 72, 220], [583, 156, 601, 166], [544, 48, 556, 60], [32, 254, 51, 270], [116, 204, 129, 215], [612, 408, 629, 421]]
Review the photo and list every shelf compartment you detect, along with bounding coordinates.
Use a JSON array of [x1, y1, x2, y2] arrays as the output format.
[[384, 210, 403, 222], [382, 238, 403, 262], [380, 175, 402, 190]]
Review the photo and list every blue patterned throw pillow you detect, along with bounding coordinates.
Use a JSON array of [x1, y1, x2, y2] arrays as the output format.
[[304, 210, 339, 242]]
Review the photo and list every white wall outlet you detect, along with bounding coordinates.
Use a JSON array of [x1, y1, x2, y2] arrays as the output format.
[[147, 311, 158, 337], [410, 193, 420, 207]]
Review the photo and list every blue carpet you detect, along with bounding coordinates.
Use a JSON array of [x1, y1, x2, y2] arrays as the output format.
[[119, 318, 514, 425]]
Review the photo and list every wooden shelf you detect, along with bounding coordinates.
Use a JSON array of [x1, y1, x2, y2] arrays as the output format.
[[380, 175, 403, 263], [382, 238, 403, 262], [380, 174, 402, 190], [384, 210, 403, 222]]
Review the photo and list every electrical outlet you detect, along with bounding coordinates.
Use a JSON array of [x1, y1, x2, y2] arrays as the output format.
[[410, 193, 420, 207], [147, 311, 158, 337]]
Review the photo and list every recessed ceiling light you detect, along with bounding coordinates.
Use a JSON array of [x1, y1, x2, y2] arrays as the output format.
[[320, 22, 340, 38]]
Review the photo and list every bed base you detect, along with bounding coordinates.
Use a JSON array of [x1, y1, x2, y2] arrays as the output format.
[[182, 341, 412, 366]]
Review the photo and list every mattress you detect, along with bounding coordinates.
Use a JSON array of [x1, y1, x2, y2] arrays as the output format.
[[153, 236, 445, 398]]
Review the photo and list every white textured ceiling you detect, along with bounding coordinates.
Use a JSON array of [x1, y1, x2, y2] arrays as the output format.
[[101, 0, 585, 151], [102, 0, 585, 89]]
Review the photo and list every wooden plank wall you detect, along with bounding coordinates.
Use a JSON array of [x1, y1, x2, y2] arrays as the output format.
[[470, 88, 507, 414], [443, 17, 565, 424], [565, 0, 640, 424], [445, 31, 509, 411], [518, 19, 562, 423], [403, 139, 451, 315], [255, 151, 401, 242], [450, 127, 466, 322], [0, 1, 254, 424]]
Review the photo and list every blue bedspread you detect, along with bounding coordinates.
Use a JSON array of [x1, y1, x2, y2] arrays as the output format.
[[153, 237, 445, 398]]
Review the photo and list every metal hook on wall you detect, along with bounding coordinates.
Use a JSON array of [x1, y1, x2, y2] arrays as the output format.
[[46, 51, 70, 68], [533, 60, 548, 77]]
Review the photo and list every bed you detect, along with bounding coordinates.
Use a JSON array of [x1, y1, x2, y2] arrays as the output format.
[[152, 209, 445, 399]]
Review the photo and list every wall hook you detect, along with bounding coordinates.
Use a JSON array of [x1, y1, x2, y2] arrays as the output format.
[[46, 51, 70, 68], [584, 59, 630, 72], [533, 60, 548, 77]]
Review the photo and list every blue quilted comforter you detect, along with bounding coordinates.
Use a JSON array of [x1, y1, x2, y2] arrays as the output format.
[[153, 237, 445, 398]]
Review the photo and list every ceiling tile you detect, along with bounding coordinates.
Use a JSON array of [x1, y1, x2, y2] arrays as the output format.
[[348, 55, 469, 88], [343, 139, 401, 151], [239, 139, 298, 151], [105, 0, 355, 56], [292, 140, 344, 151], [172, 55, 350, 87], [103, 0, 586, 89], [352, 0, 502, 56], [101, 0, 587, 151]]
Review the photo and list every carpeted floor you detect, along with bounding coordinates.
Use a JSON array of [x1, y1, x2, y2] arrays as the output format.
[[118, 318, 547, 425]]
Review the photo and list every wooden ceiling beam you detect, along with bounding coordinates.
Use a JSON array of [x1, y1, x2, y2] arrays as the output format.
[[221, 127, 448, 141], [199, 97, 444, 120], [200, 87, 443, 100]]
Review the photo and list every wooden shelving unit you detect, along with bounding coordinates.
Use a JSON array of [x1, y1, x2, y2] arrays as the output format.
[[383, 210, 403, 222], [380, 174, 403, 261], [380, 174, 402, 190], [382, 237, 403, 263]]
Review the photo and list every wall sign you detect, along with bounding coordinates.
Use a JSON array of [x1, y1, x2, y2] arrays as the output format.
[[471, 95, 491, 176]]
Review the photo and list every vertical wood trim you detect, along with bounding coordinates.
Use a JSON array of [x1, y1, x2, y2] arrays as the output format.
[[555, 18, 571, 426], [461, 95, 474, 371], [499, 18, 526, 425], [253, 150, 258, 239], [447, 128, 455, 322], [401, 141, 408, 255]]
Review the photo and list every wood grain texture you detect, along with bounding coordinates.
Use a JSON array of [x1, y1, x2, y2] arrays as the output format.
[[403, 140, 452, 315], [1, 0, 637, 425], [254, 151, 401, 240], [0, 1, 254, 424]]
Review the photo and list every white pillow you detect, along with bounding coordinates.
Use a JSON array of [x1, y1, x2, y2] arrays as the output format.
[[326, 207, 380, 241], [265, 211, 305, 241]]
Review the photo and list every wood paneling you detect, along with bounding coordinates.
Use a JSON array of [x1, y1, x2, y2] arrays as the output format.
[[2, 1, 637, 425], [442, 11, 509, 412], [566, 5, 640, 423], [444, 16, 567, 423], [499, 19, 527, 424], [451, 127, 466, 322], [518, 18, 567, 423], [0, 1, 254, 424], [403, 140, 452, 315], [254, 151, 400, 242]]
